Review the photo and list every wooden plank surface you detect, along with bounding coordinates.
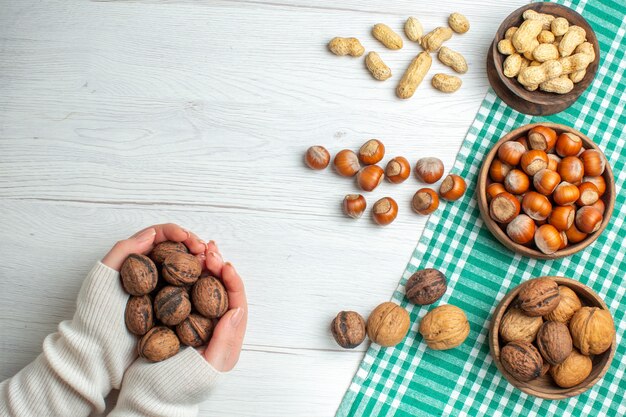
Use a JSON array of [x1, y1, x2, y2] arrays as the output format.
[[0, 0, 527, 415]]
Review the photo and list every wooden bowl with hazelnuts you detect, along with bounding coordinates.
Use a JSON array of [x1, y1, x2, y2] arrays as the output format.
[[477, 122, 615, 259], [489, 277, 616, 399]]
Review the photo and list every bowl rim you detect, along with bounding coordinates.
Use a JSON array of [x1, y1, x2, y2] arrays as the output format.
[[490, 2, 600, 107], [476, 122, 616, 259], [489, 276, 617, 399]]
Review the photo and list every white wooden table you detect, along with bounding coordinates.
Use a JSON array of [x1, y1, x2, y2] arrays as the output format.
[[0, 1, 527, 415]]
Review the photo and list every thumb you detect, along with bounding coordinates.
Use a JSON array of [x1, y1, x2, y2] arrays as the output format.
[[101, 228, 157, 271], [203, 307, 245, 372]]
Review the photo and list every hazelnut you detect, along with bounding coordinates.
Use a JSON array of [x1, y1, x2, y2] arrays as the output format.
[[506, 214, 536, 245], [415, 157, 444, 184], [366, 302, 410, 347], [154, 286, 191, 326], [419, 304, 469, 350], [555, 132, 582, 157], [521, 191, 552, 221], [439, 174, 466, 201], [162, 252, 202, 286], [548, 205, 575, 231], [577, 182, 600, 206], [497, 141, 525, 166], [536, 321, 572, 365], [176, 313, 215, 347], [547, 154, 561, 171], [534, 224, 563, 255], [517, 278, 560, 317], [565, 223, 588, 244], [553, 182, 580, 206], [590, 199, 605, 214], [543, 286, 582, 323], [304, 146, 331, 170], [331, 311, 366, 349], [550, 349, 592, 388], [533, 169, 561, 195], [569, 307, 615, 355], [489, 192, 520, 224], [125, 295, 154, 336], [579, 149, 605, 176], [583, 175, 606, 196], [504, 169, 530, 195], [192, 275, 229, 319], [520, 150, 548, 176], [489, 159, 512, 182], [358, 139, 385, 165], [343, 194, 367, 219], [120, 254, 158, 296], [500, 341, 543, 382], [558, 156, 584, 184], [486, 183, 506, 203], [405, 268, 447, 305], [499, 307, 542, 343], [385, 157, 411, 184], [138, 326, 180, 362], [356, 165, 384, 192], [149, 241, 189, 265], [372, 197, 398, 226], [575, 206, 603, 234], [333, 149, 360, 177], [528, 125, 557, 152], [411, 188, 439, 215]]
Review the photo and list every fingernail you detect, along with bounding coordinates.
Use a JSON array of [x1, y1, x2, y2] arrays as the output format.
[[135, 228, 156, 243], [197, 253, 207, 262], [230, 307, 243, 327], [209, 240, 219, 251], [208, 251, 223, 262], [181, 227, 191, 239], [196, 238, 207, 250]]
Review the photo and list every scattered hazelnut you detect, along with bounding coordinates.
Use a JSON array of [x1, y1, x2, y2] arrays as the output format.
[[367, 302, 410, 347], [125, 295, 155, 336], [489, 192, 520, 224], [419, 304, 469, 350], [439, 174, 466, 201], [569, 307, 615, 355], [150, 241, 189, 265], [138, 326, 180, 362], [176, 313, 215, 347], [372, 197, 398, 226], [331, 311, 366, 349], [162, 252, 202, 286], [500, 341, 543, 382], [411, 188, 439, 215], [499, 307, 542, 343], [517, 277, 560, 317], [506, 214, 536, 244], [550, 349, 592, 388], [192, 275, 229, 319], [385, 157, 411, 184], [304, 146, 331, 170], [121, 254, 159, 296], [536, 321, 572, 365], [343, 194, 367, 219], [358, 139, 385, 165], [154, 286, 191, 326], [333, 149, 360, 177], [415, 157, 444, 184], [356, 165, 384, 192], [405, 268, 447, 305], [579, 149, 605, 176]]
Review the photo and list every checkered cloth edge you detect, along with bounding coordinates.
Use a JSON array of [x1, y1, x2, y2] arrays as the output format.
[[336, 0, 626, 416]]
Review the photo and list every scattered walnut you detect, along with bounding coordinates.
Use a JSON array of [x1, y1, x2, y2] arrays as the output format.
[[367, 302, 410, 347], [419, 304, 469, 350], [405, 269, 447, 305], [331, 311, 366, 349]]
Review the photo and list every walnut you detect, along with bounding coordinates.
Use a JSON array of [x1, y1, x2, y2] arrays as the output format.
[[125, 295, 154, 336], [154, 286, 191, 326], [500, 341, 543, 382], [120, 254, 158, 296], [540, 361, 550, 377], [150, 241, 188, 264], [405, 269, 447, 305], [162, 252, 202, 286], [499, 307, 543, 343], [543, 286, 582, 323], [569, 307, 615, 355], [419, 304, 469, 350], [331, 311, 366, 349], [366, 302, 410, 347], [516, 277, 560, 317], [192, 275, 229, 319], [550, 349, 592, 388], [536, 321, 572, 365], [138, 326, 180, 362], [176, 313, 215, 347]]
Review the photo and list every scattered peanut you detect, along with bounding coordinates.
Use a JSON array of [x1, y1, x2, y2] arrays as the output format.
[[533, 43, 560, 62], [365, 52, 392, 81], [517, 60, 563, 87], [540, 75, 574, 94], [498, 39, 516, 55], [421, 27, 453, 52], [372, 24, 403, 50], [559, 26, 586, 57], [405, 17, 423, 43], [448, 12, 470, 34], [438, 47, 468, 74], [512, 19, 544, 53], [503, 54, 523, 78], [328, 37, 365, 57], [522, 9, 555, 30], [432, 73, 462, 93], [538, 30, 556, 44], [397, 52, 432, 99], [551, 17, 569, 37]]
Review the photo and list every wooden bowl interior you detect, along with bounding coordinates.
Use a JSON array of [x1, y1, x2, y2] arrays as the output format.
[[476, 122, 615, 259], [491, 3, 599, 108], [489, 277, 616, 399]]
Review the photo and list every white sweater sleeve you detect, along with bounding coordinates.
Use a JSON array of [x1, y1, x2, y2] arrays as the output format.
[[0, 262, 137, 417], [107, 347, 221, 417]]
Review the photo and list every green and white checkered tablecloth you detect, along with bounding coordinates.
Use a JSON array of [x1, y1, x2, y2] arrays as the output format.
[[337, 0, 626, 416]]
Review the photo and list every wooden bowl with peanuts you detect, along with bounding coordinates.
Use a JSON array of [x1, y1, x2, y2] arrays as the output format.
[[487, 2, 600, 116]]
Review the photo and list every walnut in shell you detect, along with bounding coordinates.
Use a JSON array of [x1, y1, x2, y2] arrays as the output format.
[[125, 295, 154, 336], [536, 321, 572, 365], [569, 306, 615, 355], [499, 307, 543, 343], [366, 302, 410, 347], [550, 349, 592, 388], [543, 286, 582, 323], [176, 313, 215, 347], [120, 254, 158, 296], [405, 269, 447, 305], [162, 252, 202, 286], [138, 326, 180, 362], [150, 241, 188, 264], [500, 341, 543, 382], [331, 311, 366, 349], [192, 275, 229, 319], [154, 286, 191, 326], [517, 277, 560, 317], [419, 304, 469, 350]]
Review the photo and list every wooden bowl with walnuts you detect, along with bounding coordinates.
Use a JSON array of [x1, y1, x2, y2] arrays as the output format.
[[487, 2, 599, 116], [489, 277, 616, 399], [477, 122, 615, 259]]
